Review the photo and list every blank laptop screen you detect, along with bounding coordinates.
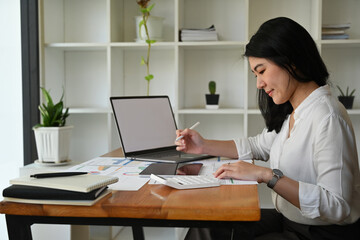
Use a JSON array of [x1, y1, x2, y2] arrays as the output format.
[[111, 97, 177, 153]]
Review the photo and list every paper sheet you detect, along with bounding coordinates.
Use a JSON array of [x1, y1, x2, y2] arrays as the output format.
[[65, 157, 152, 191]]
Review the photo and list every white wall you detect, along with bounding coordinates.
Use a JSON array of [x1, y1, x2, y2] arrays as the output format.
[[0, 0, 23, 239]]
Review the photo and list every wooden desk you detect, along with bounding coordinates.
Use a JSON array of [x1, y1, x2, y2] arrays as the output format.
[[0, 149, 260, 240]]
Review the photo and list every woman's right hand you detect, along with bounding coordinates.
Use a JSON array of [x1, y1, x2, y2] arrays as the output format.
[[175, 129, 205, 154]]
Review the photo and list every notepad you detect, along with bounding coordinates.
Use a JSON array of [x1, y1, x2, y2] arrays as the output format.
[[10, 174, 119, 193]]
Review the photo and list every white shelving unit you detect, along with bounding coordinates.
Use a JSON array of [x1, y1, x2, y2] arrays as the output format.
[[38, 0, 360, 238], [39, 0, 360, 163]]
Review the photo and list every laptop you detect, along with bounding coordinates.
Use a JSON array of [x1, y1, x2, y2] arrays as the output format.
[[110, 96, 212, 163], [139, 162, 203, 175]]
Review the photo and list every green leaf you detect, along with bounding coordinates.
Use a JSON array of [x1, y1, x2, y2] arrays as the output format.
[[336, 85, 356, 97], [35, 87, 70, 127], [41, 87, 54, 108], [145, 74, 154, 81], [140, 56, 146, 65], [336, 85, 345, 96], [61, 108, 70, 126], [146, 39, 157, 44], [32, 124, 42, 129], [52, 102, 63, 126], [59, 87, 65, 102], [138, 20, 145, 40], [140, 8, 149, 13], [147, 3, 155, 12], [350, 89, 356, 97], [38, 105, 48, 120]]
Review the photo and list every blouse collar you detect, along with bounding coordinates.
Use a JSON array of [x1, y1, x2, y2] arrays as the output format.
[[293, 85, 331, 120]]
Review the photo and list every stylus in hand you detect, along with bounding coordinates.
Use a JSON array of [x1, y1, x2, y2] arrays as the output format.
[[176, 122, 200, 141], [30, 172, 88, 179]]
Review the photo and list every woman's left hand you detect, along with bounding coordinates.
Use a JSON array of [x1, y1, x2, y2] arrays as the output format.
[[213, 161, 271, 183]]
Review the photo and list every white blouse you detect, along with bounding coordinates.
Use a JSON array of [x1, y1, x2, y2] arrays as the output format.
[[234, 85, 360, 225]]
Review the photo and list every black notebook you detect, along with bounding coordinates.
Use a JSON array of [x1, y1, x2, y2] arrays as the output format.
[[2, 185, 111, 206], [3, 185, 108, 200]]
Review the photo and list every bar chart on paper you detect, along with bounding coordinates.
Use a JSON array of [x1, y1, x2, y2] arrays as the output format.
[[65, 157, 152, 190]]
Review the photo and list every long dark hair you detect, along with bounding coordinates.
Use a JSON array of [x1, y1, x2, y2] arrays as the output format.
[[245, 17, 329, 133]]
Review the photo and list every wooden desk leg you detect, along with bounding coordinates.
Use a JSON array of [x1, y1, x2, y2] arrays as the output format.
[[6, 215, 33, 240], [132, 226, 145, 240]]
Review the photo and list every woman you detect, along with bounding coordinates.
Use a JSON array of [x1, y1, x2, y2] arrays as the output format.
[[176, 17, 360, 239]]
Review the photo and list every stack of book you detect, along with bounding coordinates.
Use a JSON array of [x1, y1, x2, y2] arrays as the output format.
[[322, 23, 351, 40], [180, 25, 218, 41], [2, 173, 118, 206]]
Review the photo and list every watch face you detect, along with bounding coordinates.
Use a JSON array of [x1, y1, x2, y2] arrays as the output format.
[[273, 169, 283, 177]]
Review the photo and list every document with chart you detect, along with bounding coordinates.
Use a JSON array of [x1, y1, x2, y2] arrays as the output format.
[[65, 157, 152, 191]]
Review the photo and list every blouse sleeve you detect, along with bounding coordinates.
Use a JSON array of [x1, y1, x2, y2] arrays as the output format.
[[233, 128, 277, 160], [299, 114, 358, 223]]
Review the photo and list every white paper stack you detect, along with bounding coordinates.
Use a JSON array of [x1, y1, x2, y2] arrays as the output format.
[[322, 23, 350, 40], [180, 25, 218, 41]]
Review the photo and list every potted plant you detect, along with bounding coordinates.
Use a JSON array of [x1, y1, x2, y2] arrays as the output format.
[[136, 0, 164, 95], [33, 87, 73, 163], [135, 1, 163, 43], [205, 81, 220, 109], [337, 85, 356, 109]]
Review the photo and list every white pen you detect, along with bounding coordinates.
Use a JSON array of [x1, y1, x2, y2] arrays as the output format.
[[175, 122, 200, 141]]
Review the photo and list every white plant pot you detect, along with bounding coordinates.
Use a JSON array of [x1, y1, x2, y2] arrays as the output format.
[[33, 126, 73, 163], [205, 105, 219, 110], [135, 15, 164, 42]]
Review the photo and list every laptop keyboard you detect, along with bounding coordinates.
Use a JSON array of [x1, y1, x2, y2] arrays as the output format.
[[138, 150, 180, 159]]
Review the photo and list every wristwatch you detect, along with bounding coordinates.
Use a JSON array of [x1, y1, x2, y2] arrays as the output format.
[[267, 169, 284, 189]]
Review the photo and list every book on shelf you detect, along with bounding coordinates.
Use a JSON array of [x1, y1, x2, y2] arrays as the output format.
[[9, 173, 118, 193], [322, 34, 349, 40], [180, 25, 218, 41], [322, 29, 346, 35], [322, 23, 350, 40], [322, 23, 351, 30]]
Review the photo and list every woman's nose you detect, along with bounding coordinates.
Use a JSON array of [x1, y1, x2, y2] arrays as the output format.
[[257, 78, 265, 89]]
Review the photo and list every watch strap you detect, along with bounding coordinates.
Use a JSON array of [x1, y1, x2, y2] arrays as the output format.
[[267, 169, 283, 189], [267, 175, 278, 189]]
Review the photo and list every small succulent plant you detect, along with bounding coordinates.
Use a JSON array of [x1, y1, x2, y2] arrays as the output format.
[[33, 87, 69, 128], [337, 85, 356, 97], [209, 81, 216, 95]]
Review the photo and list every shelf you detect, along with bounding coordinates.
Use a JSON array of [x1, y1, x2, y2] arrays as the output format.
[[320, 39, 360, 48], [347, 109, 360, 115], [111, 42, 175, 49], [178, 41, 246, 49], [67, 108, 111, 114], [45, 43, 108, 50], [247, 109, 261, 115], [45, 41, 248, 49], [178, 108, 245, 115]]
